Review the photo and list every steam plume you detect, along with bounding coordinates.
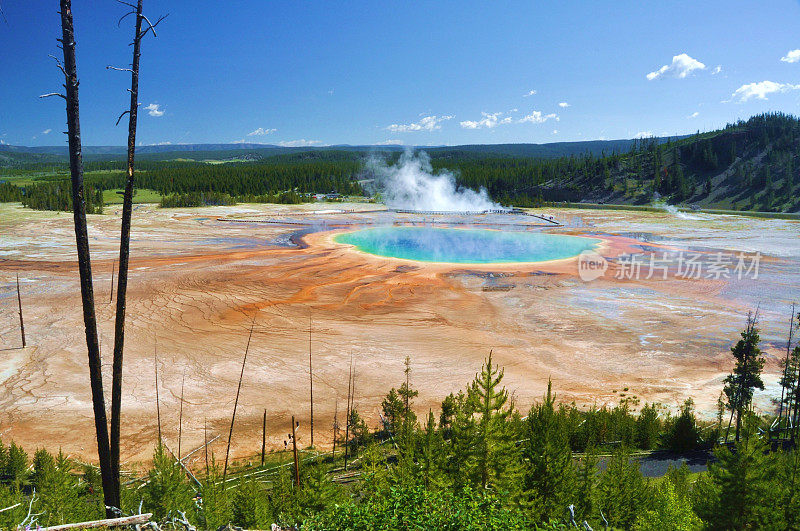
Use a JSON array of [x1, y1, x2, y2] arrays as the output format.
[[367, 150, 503, 212]]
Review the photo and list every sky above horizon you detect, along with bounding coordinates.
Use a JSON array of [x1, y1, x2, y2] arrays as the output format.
[[2, 1, 800, 147]]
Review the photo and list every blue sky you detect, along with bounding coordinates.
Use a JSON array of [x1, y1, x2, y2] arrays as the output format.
[[1, 1, 800, 147]]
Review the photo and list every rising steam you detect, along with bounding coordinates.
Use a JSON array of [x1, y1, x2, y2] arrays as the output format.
[[366, 150, 504, 212]]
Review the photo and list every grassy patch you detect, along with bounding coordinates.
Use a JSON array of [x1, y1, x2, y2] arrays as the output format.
[[103, 188, 163, 205]]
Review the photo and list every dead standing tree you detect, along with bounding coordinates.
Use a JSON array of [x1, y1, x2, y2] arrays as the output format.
[[222, 315, 257, 485], [108, 0, 167, 506], [343, 352, 353, 471], [309, 316, 314, 447], [15, 274, 25, 348], [40, 0, 116, 516]]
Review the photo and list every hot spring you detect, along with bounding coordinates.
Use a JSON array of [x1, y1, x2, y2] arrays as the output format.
[[334, 226, 600, 264]]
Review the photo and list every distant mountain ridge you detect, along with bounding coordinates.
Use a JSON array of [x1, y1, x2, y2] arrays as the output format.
[[0, 137, 678, 160]]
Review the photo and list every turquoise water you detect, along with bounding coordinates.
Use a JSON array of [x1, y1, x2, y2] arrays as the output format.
[[334, 226, 599, 264]]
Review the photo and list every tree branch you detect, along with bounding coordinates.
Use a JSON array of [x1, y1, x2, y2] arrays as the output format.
[[48, 54, 67, 77], [115, 109, 130, 126], [40, 92, 67, 100], [139, 13, 168, 39], [117, 10, 136, 27], [106, 65, 134, 73]]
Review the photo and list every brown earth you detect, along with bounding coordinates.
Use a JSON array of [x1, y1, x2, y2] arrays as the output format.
[[0, 202, 797, 466]]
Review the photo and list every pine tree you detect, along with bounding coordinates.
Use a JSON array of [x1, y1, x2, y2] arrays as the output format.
[[575, 449, 598, 522], [142, 444, 194, 521], [0, 483, 23, 529], [635, 403, 662, 450], [5, 442, 28, 491], [397, 356, 419, 451], [595, 447, 649, 529], [523, 379, 577, 520], [420, 410, 444, 489], [633, 481, 702, 531], [440, 391, 475, 490], [663, 399, 701, 453], [38, 450, 98, 526], [467, 351, 520, 491], [706, 437, 785, 529], [380, 388, 403, 436], [778, 447, 800, 528], [780, 343, 800, 431], [197, 457, 231, 529], [723, 314, 765, 442]]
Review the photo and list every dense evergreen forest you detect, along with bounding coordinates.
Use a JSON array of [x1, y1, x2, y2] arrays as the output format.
[[1, 113, 798, 212], [0, 314, 799, 529]]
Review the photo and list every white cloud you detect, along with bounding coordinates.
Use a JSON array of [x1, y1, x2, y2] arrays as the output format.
[[552, 129, 558, 135], [42, 128, 52, 134], [634, 131, 654, 138], [387, 115, 453, 133], [726, 80, 800, 102], [0, 139, 5, 145], [523, 90, 537, 97], [518, 111, 558, 124], [459, 111, 513, 129], [374, 139, 404, 145], [247, 127, 276, 136], [145, 103, 164, 117], [781, 49, 800, 63], [646, 53, 706, 80], [558, 102, 570, 108], [711, 65, 722, 75], [688, 111, 699, 118], [150, 141, 172, 146], [278, 139, 325, 147]]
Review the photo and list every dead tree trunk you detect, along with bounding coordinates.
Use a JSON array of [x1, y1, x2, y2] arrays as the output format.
[[15, 274, 25, 348], [204, 418, 209, 476], [332, 398, 338, 464], [291, 415, 300, 487], [309, 316, 314, 447], [261, 409, 267, 466], [778, 304, 795, 435], [154, 345, 162, 445], [343, 354, 353, 471], [222, 316, 256, 485], [57, 0, 116, 516], [178, 368, 185, 460], [110, 0, 166, 504], [109, 259, 114, 303]]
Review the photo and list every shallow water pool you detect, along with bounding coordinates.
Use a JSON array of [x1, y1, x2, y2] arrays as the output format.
[[334, 226, 599, 264]]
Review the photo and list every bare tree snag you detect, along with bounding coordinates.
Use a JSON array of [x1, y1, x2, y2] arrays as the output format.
[[222, 315, 256, 485], [15, 274, 25, 348], [344, 353, 353, 471], [109, 0, 166, 505], [778, 304, 795, 433], [261, 408, 267, 466], [178, 367, 185, 460], [291, 415, 300, 487], [332, 398, 338, 463], [109, 259, 114, 303], [56, 0, 116, 516], [204, 418, 209, 476], [154, 344, 162, 445], [309, 315, 314, 447]]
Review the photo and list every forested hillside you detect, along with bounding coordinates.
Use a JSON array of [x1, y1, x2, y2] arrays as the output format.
[[1, 113, 798, 212]]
